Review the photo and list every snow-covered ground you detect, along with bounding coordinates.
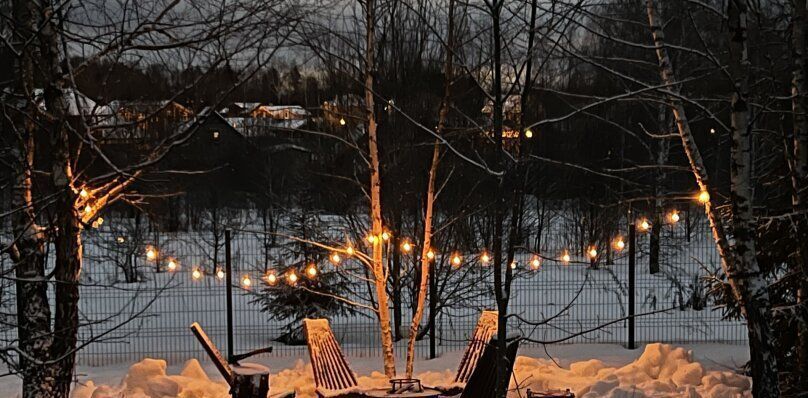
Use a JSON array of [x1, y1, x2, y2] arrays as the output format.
[[0, 342, 750, 397]]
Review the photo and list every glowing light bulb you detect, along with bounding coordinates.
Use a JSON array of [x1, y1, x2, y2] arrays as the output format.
[[266, 272, 278, 285], [346, 246, 355, 256], [561, 251, 571, 264], [192, 268, 202, 280], [288, 271, 299, 284], [79, 189, 89, 199], [668, 210, 680, 224], [530, 256, 541, 270], [241, 275, 252, 287], [216, 269, 225, 279], [367, 234, 377, 244], [381, 231, 390, 241], [401, 241, 412, 253], [481, 251, 490, 264], [698, 190, 710, 204], [510, 261, 517, 270], [614, 237, 625, 251], [330, 253, 341, 264], [84, 205, 92, 214], [167, 259, 178, 271], [339, 118, 346, 126], [146, 247, 156, 260], [710, 128, 716, 134], [306, 264, 318, 278], [426, 250, 435, 260], [588, 247, 598, 259], [639, 219, 651, 232], [117, 236, 125, 244], [451, 253, 462, 267], [524, 129, 533, 138], [96, 217, 104, 226]]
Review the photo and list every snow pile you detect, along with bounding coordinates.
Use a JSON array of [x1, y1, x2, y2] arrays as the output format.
[[513, 343, 750, 398], [71, 344, 750, 398]]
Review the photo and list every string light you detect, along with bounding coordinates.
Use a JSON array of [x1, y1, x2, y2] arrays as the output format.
[[216, 268, 225, 280], [96, 217, 104, 226], [614, 237, 625, 251], [480, 251, 490, 265], [639, 219, 651, 232], [426, 249, 435, 261], [167, 258, 178, 272], [401, 240, 412, 253], [330, 253, 341, 264], [710, 128, 716, 134], [588, 247, 598, 260], [241, 275, 252, 288], [339, 118, 346, 126], [84, 205, 93, 215], [668, 210, 680, 224], [287, 271, 299, 285], [346, 245, 355, 256], [146, 247, 157, 261], [510, 261, 517, 270], [306, 264, 318, 279], [381, 231, 391, 241], [192, 268, 202, 280], [366, 234, 377, 244], [561, 250, 571, 265], [265, 272, 278, 285], [79, 189, 89, 199], [530, 256, 541, 270], [698, 190, 710, 204], [451, 253, 462, 267], [524, 129, 533, 138], [117, 236, 126, 244]]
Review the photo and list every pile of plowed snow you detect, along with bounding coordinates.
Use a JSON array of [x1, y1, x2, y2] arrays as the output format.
[[72, 343, 750, 398]]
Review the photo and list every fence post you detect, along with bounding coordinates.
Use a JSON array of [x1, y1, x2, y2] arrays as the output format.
[[628, 223, 636, 350], [225, 229, 234, 362]]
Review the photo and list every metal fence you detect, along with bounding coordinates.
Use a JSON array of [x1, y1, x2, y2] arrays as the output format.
[[0, 208, 747, 366]]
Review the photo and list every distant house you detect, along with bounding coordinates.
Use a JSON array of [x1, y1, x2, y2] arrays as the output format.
[[105, 100, 193, 142], [322, 94, 364, 127], [219, 102, 262, 118]]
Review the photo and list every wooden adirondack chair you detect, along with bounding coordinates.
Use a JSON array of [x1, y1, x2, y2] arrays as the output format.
[[454, 310, 499, 384], [190, 322, 295, 398], [303, 318, 367, 398], [458, 335, 520, 398]]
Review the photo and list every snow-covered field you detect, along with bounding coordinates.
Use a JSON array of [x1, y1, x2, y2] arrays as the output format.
[[0, 342, 751, 397]]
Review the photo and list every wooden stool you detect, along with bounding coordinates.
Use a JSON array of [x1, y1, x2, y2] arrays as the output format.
[[232, 363, 270, 398]]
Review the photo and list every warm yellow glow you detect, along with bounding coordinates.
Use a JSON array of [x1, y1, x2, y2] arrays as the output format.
[[79, 189, 89, 199], [192, 268, 202, 280], [330, 253, 341, 264], [698, 190, 710, 204], [216, 269, 225, 279], [401, 241, 412, 253], [510, 261, 517, 270], [588, 247, 598, 259], [426, 249, 435, 260], [339, 118, 346, 126], [366, 234, 377, 244], [668, 210, 680, 224], [117, 236, 125, 244], [241, 275, 252, 287], [639, 219, 651, 232], [288, 271, 299, 284], [346, 245, 355, 256], [306, 264, 318, 278], [524, 129, 533, 138], [530, 256, 541, 270], [481, 251, 490, 264], [84, 205, 93, 214], [266, 272, 278, 285], [381, 231, 391, 241], [146, 247, 157, 260], [614, 237, 626, 251], [97, 217, 104, 226], [167, 258, 178, 271], [561, 251, 571, 264], [451, 253, 462, 267]]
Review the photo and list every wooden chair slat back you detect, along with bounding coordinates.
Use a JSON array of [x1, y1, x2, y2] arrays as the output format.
[[454, 310, 498, 383], [460, 336, 520, 398], [303, 318, 359, 391], [190, 322, 234, 386]]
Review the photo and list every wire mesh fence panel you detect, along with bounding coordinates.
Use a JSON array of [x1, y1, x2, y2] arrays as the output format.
[[0, 209, 747, 367]]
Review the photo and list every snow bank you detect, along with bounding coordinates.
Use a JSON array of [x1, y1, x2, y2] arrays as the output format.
[[71, 344, 750, 398]]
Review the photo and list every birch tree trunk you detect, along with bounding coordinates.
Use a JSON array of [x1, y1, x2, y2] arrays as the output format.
[[789, 0, 808, 388], [404, 0, 455, 377], [364, 0, 396, 378], [646, 1, 779, 395]]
